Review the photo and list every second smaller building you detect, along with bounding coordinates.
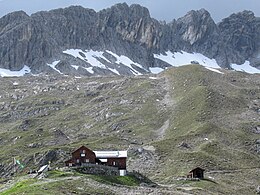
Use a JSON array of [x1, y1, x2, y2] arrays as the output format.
[[187, 167, 205, 179]]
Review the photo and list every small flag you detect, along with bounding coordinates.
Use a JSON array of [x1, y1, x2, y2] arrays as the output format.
[[16, 159, 24, 169]]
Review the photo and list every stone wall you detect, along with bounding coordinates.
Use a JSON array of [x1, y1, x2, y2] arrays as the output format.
[[75, 164, 120, 176]]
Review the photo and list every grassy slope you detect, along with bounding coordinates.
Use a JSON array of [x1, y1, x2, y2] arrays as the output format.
[[1, 177, 114, 195], [153, 66, 260, 194], [0, 65, 259, 194]]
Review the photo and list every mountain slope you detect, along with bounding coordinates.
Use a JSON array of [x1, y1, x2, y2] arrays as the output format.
[[0, 4, 260, 76], [0, 66, 259, 194]]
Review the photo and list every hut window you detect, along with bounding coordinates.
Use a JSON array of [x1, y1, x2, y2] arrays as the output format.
[[76, 159, 80, 163], [85, 159, 89, 163], [81, 150, 86, 157]]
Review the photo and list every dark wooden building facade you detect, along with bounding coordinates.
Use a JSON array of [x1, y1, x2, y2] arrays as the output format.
[[65, 146, 96, 166], [106, 158, 126, 170], [94, 151, 127, 170], [187, 167, 205, 179], [65, 146, 127, 171]]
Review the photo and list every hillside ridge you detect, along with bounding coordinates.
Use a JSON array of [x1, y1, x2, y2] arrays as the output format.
[[0, 65, 259, 194]]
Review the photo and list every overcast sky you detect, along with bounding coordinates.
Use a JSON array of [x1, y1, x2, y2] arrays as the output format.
[[0, 0, 259, 23]]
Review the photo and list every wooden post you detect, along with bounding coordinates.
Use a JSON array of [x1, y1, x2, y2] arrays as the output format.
[[13, 157, 16, 175], [34, 153, 36, 165]]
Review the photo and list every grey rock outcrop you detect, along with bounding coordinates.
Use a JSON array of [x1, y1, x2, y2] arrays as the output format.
[[218, 11, 260, 67], [173, 9, 221, 60], [0, 3, 260, 75], [0, 11, 31, 70]]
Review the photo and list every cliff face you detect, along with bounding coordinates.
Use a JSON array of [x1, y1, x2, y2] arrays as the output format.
[[173, 9, 221, 59], [0, 3, 260, 75], [0, 11, 31, 70], [218, 11, 260, 66]]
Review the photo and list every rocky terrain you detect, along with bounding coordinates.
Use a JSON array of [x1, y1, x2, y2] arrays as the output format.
[[0, 3, 260, 76], [0, 3, 260, 194], [0, 65, 259, 194]]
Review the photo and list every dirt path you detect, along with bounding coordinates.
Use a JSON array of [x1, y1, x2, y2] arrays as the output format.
[[154, 76, 176, 140], [161, 77, 176, 108], [156, 119, 169, 140]]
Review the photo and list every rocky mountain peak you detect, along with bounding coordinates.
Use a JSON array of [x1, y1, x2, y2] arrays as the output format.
[[176, 8, 217, 45], [1, 10, 29, 21], [98, 3, 157, 49], [0, 11, 29, 34], [225, 10, 255, 22], [182, 8, 211, 20], [99, 3, 151, 27], [0, 4, 259, 76], [129, 4, 151, 19], [218, 10, 260, 65]]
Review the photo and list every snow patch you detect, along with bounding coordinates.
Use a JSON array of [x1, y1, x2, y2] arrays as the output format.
[[106, 50, 144, 75], [108, 68, 120, 75], [154, 51, 260, 74], [106, 50, 143, 69], [63, 49, 146, 75], [13, 81, 19, 86], [149, 67, 164, 74], [63, 49, 83, 60], [83, 50, 108, 69], [130, 69, 142, 76], [83, 67, 94, 74], [149, 77, 158, 80], [205, 67, 224, 74], [63, 49, 107, 69], [47, 60, 62, 74], [64, 49, 258, 75], [71, 65, 79, 70], [0, 65, 31, 77], [231, 61, 260, 74], [154, 51, 220, 69]]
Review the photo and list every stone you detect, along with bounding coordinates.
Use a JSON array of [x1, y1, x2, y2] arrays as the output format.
[[178, 142, 191, 149], [256, 186, 260, 194]]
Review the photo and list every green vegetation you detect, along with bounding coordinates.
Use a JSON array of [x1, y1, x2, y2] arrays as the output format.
[[0, 177, 113, 195], [1, 179, 36, 195], [0, 66, 259, 194], [47, 170, 75, 178], [0, 170, 143, 195], [90, 175, 140, 186]]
